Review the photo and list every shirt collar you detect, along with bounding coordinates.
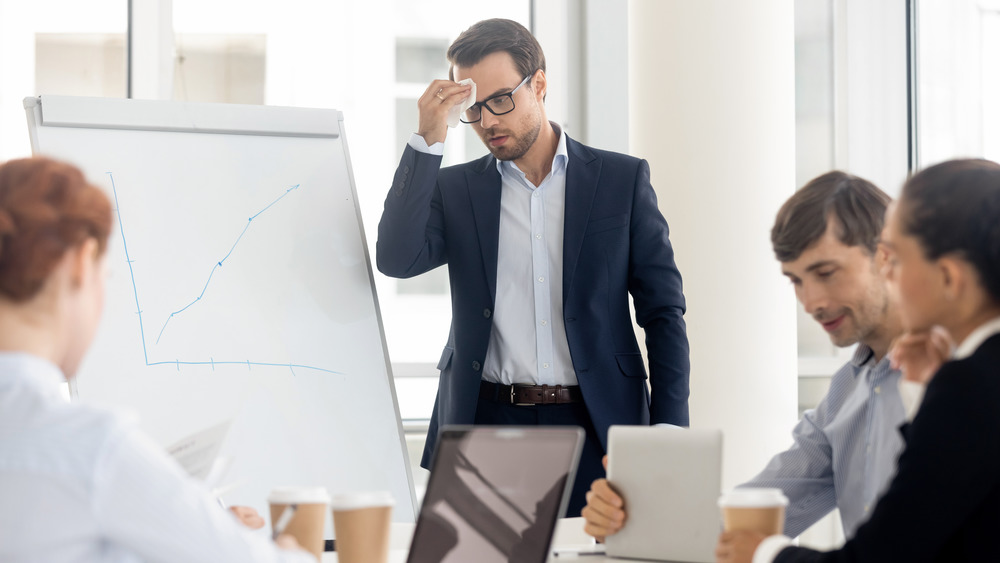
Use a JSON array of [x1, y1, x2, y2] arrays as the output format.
[[495, 121, 569, 182], [0, 352, 67, 401], [953, 316, 1000, 360], [849, 343, 876, 368]]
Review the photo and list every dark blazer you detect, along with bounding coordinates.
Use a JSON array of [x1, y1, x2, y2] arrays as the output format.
[[775, 333, 1000, 563], [376, 136, 690, 467]]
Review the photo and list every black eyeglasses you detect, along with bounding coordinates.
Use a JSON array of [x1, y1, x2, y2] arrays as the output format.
[[460, 73, 534, 124]]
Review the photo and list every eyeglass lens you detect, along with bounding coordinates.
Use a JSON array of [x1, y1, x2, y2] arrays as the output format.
[[463, 95, 516, 123]]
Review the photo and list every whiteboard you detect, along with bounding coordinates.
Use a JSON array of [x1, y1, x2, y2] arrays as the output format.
[[24, 95, 416, 527]]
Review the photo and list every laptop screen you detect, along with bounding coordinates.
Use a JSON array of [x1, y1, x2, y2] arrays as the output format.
[[407, 427, 583, 563]]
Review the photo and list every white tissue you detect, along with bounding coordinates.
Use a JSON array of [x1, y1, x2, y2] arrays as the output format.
[[447, 78, 477, 128]]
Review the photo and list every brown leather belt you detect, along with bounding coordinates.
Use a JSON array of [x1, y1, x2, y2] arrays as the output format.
[[479, 380, 584, 405]]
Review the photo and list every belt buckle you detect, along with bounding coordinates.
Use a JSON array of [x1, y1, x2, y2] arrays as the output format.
[[512, 385, 535, 407]]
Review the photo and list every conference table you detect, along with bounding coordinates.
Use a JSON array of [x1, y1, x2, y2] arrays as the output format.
[[321, 517, 618, 562]]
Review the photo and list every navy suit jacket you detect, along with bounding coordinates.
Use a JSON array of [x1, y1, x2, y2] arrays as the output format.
[[376, 136, 690, 467]]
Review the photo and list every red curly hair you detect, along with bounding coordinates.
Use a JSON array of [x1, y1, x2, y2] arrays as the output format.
[[0, 157, 112, 302]]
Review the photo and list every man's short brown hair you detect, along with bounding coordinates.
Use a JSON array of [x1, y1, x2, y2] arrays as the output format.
[[771, 171, 891, 262], [447, 19, 545, 81]]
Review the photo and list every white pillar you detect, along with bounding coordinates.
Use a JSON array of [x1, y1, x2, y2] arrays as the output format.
[[629, 0, 798, 489], [130, 0, 174, 100]]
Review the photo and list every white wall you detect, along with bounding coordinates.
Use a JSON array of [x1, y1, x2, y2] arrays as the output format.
[[628, 0, 799, 489]]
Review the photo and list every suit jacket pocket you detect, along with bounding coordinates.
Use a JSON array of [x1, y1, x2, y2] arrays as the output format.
[[615, 352, 648, 379], [436, 346, 455, 371], [584, 213, 629, 236]]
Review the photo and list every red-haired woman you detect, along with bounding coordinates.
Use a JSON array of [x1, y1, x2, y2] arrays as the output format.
[[0, 157, 314, 562]]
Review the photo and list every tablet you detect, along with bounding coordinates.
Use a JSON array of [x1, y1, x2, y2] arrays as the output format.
[[605, 426, 723, 562]]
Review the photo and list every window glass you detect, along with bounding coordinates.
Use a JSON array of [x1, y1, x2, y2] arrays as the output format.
[[917, 0, 1000, 166], [173, 34, 266, 104], [0, 0, 126, 161]]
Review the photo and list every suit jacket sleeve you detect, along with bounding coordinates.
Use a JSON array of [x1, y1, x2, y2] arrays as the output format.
[[773, 359, 1000, 563], [629, 159, 690, 426], [376, 144, 448, 278]]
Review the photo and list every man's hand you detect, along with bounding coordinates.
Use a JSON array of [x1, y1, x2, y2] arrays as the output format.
[[417, 79, 474, 146], [715, 530, 765, 563], [581, 456, 626, 542], [890, 326, 954, 384], [229, 505, 265, 530]]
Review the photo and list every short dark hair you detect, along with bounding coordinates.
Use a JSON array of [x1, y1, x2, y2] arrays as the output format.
[[447, 19, 545, 81], [771, 171, 891, 262], [900, 158, 1000, 304]]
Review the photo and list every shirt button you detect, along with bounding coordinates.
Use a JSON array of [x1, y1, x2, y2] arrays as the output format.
[[535, 234, 542, 239], [875, 386, 881, 394], [543, 363, 550, 369], [472, 361, 481, 371], [483, 308, 492, 318], [537, 276, 544, 283], [540, 320, 548, 326], [864, 504, 870, 513]]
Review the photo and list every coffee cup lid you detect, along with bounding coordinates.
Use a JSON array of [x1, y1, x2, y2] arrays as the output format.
[[330, 490, 395, 510], [717, 487, 788, 508], [267, 486, 331, 505]]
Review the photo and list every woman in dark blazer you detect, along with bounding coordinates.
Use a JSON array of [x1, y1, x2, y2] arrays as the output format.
[[718, 158, 1000, 563]]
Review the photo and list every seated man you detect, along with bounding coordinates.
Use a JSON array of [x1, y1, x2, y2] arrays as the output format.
[[582, 171, 905, 541]]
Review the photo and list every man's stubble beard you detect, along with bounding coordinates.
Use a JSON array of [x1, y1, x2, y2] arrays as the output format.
[[482, 108, 542, 162]]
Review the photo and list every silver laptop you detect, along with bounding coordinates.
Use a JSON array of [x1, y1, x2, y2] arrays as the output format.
[[407, 426, 584, 563], [604, 426, 723, 562]]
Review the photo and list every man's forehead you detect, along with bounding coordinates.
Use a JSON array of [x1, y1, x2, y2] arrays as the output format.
[[453, 52, 520, 84], [781, 236, 868, 276]]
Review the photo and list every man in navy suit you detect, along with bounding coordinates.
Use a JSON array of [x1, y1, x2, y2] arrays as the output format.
[[377, 18, 690, 516]]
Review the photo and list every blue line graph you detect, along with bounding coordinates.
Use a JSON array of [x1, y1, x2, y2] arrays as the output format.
[[107, 172, 341, 376], [155, 184, 299, 344]]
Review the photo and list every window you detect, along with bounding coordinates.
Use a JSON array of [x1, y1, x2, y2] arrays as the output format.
[[0, 0, 126, 161], [916, 0, 1000, 166]]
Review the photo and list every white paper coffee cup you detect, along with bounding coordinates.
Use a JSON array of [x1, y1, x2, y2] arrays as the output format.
[[718, 488, 788, 535], [268, 487, 331, 560], [331, 491, 394, 563]]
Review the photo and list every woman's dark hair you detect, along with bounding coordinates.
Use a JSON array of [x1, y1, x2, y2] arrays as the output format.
[[771, 171, 891, 262], [447, 18, 545, 82], [900, 158, 1000, 304], [0, 157, 112, 302]]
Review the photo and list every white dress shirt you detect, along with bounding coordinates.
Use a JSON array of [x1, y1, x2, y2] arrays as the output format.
[[0, 352, 312, 563], [409, 125, 577, 386]]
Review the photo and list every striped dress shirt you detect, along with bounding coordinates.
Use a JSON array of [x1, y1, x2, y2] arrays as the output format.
[[741, 344, 905, 538], [0, 353, 312, 563]]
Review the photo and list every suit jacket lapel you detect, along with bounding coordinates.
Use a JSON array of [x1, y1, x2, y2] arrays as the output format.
[[468, 155, 502, 302], [563, 137, 601, 299]]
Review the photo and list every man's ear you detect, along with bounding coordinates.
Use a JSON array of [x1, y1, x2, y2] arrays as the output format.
[[874, 243, 890, 271], [532, 69, 547, 102]]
